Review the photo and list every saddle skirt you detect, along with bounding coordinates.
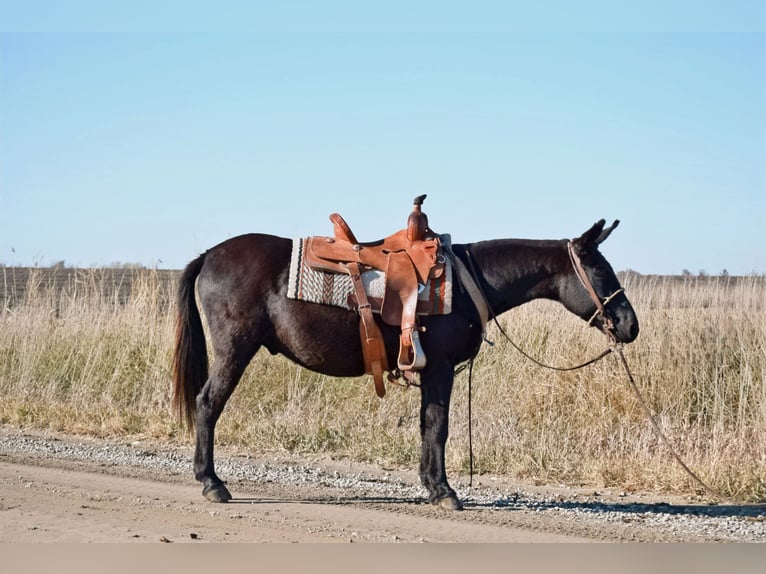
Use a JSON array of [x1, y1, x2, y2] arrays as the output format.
[[287, 236, 453, 316]]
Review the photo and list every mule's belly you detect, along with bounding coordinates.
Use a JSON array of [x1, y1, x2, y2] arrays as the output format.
[[265, 298, 375, 378]]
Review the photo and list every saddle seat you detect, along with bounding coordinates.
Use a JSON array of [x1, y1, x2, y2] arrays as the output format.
[[303, 195, 444, 397]]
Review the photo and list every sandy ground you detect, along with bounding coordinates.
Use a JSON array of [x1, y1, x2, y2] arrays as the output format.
[[0, 459, 591, 543], [1, 430, 764, 543]]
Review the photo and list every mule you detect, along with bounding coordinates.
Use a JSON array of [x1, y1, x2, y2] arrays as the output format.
[[172, 219, 639, 510]]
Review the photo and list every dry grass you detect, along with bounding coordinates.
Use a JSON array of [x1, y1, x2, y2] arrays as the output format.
[[1, 268, 764, 500]]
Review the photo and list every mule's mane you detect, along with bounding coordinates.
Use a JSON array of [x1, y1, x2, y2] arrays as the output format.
[[468, 237, 566, 249]]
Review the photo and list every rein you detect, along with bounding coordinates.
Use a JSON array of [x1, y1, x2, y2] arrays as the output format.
[[567, 243, 725, 499], [464, 245, 616, 371], [459, 243, 727, 501]]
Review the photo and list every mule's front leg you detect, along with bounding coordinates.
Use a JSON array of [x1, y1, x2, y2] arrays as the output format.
[[419, 363, 461, 510]]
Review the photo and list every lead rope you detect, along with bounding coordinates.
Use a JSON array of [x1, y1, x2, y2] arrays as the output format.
[[457, 247, 615, 493], [464, 248, 615, 371], [454, 358, 475, 489], [459, 246, 729, 502], [612, 343, 729, 501], [567, 245, 728, 501], [468, 358, 474, 488]]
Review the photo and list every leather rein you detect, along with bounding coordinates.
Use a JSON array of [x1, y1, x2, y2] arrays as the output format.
[[460, 242, 727, 501], [462, 242, 620, 372]]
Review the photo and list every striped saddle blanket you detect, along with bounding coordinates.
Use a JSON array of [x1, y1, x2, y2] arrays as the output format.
[[286, 237, 453, 315]]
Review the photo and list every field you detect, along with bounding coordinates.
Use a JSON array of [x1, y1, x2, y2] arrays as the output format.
[[1, 266, 764, 501]]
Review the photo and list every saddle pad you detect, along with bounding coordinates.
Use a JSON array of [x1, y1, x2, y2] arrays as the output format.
[[287, 238, 452, 315]]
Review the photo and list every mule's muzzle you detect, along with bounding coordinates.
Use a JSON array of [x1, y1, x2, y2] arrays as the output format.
[[599, 304, 639, 344]]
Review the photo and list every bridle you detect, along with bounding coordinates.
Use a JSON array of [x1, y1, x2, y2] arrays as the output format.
[[565, 241, 727, 500], [458, 242, 727, 501], [566, 241, 625, 339], [457, 244, 618, 373]]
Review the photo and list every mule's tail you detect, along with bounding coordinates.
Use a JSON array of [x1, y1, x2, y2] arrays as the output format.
[[172, 252, 209, 432]]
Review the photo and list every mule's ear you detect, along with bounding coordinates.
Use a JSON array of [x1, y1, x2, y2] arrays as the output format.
[[595, 219, 619, 245], [572, 219, 619, 252], [572, 219, 605, 251]]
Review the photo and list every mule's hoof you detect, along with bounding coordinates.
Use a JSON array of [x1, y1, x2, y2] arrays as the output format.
[[202, 483, 232, 503], [433, 495, 463, 511]]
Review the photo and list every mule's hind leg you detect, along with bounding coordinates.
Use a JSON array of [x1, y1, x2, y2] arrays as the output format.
[[194, 355, 253, 502]]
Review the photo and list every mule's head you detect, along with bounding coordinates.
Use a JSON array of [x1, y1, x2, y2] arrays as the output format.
[[559, 219, 639, 344]]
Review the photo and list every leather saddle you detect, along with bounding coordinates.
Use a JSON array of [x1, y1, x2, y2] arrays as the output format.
[[303, 195, 444, 397]]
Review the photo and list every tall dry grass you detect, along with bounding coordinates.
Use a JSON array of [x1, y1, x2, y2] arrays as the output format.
[[0, 268, 176, 436], [1, 268, 764, 500]]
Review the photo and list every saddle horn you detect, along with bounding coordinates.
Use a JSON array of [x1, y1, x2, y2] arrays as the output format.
[[407, 194, 429, 242]]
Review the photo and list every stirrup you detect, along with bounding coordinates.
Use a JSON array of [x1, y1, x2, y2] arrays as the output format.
[[398, 327, 427, 371]]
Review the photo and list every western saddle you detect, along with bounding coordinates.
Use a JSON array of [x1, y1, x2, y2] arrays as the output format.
[[304, 195, 445, 397]]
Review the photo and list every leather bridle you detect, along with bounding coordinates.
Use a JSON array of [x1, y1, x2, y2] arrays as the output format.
[[566, 241, 624, 340], [461, 241, 726, 501]]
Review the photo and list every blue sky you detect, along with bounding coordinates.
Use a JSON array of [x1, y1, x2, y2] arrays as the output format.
[[1, 5, 765, 274]]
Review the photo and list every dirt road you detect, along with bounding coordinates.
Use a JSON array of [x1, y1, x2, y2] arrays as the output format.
[[1, 429, 764, 542], [0, 461, 588, 543]]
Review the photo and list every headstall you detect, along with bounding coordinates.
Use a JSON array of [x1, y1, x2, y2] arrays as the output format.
[[566, 241, 624, 337]]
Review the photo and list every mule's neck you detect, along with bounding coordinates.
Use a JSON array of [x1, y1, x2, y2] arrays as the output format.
[[461, 238, 569, 315]]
